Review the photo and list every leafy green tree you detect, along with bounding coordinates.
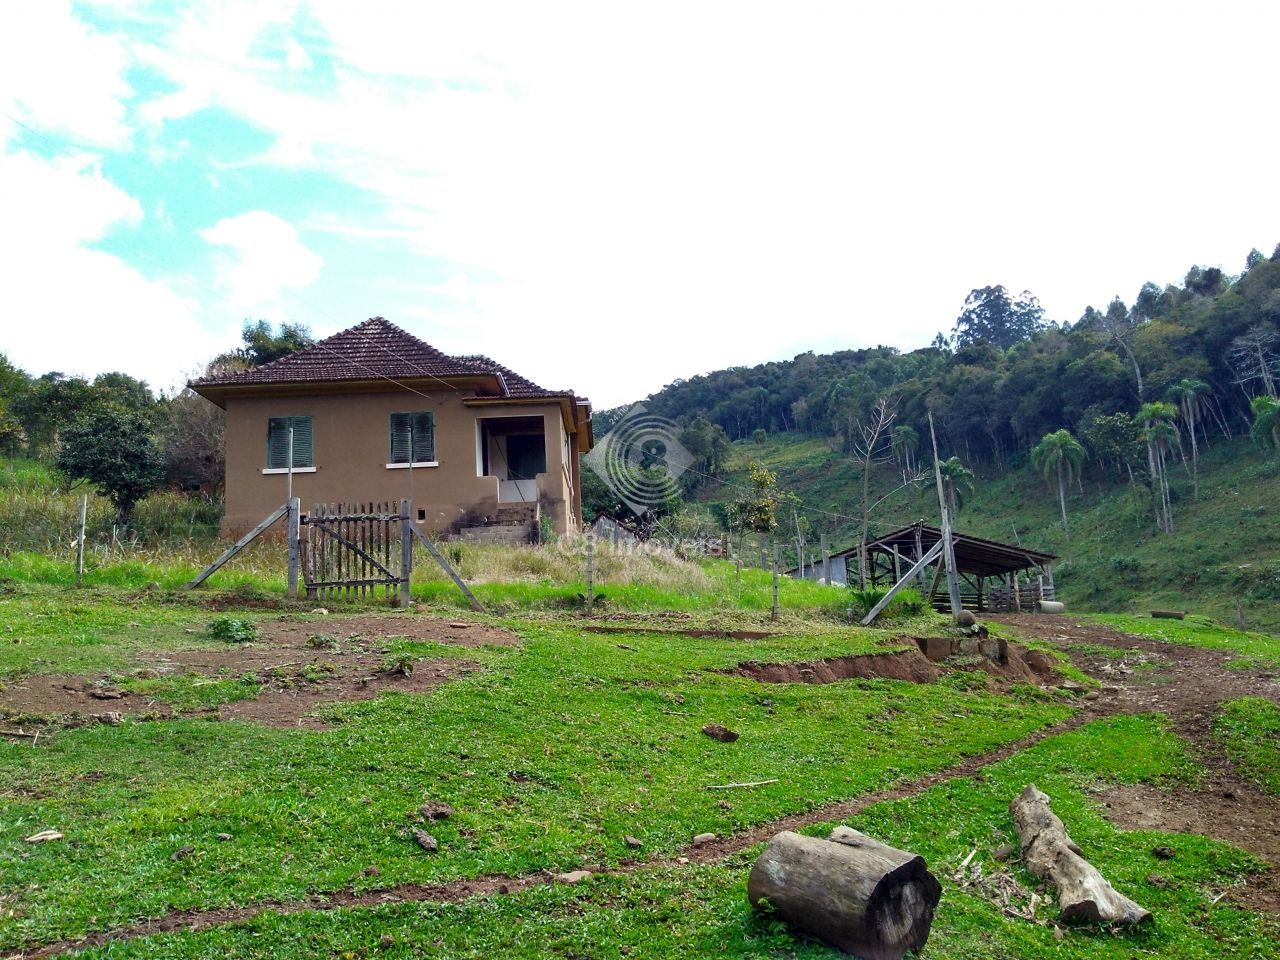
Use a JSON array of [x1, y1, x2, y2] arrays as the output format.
[[937, 456, 974, 517], [1079, 411, 1137, 480], [1251, 395, 1280, 451], [93, 372, 155, 413], [730, 462, 782, 534], [1138, 402, 1178, 533], [951, 285, 1046, 350], [677, 416, 731, 491], [751, 428, 767, 445], [1168, 379, 1210, 497], [1031, 429, 1085, 558], [10, 373, 103, 457], [56, 409, 165, 528], [220, 320, 315, 367]]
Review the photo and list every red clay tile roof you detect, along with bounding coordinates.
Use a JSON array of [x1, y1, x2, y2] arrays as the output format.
[[191, 317, 566, 398]]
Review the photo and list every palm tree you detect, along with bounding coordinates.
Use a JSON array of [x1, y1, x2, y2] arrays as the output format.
[[1138, 402, 1179, 533], [1031, 429, 1085, 560], [891, 424, 919, 474], [1251, 395, 1280, 450], [937, 456, 975, 518], [1168, 379, 1210, 498]]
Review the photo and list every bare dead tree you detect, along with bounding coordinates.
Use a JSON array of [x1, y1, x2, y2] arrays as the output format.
[[849, 396, 898, 588], [1230, 324, 1280, 399]]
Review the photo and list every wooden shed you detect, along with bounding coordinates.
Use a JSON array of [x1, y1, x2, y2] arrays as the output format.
[[790, 521, 1057, 612]]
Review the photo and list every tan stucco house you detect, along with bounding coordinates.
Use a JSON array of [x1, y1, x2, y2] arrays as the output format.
[[191, 317, 593, 539]]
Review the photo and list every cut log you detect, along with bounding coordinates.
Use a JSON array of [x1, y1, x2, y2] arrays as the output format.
[[1036, 600, 1066, 614], [748, 827, 941, 960], [1009, 784, 1149, 925], [1150, 610, 1185, 620]]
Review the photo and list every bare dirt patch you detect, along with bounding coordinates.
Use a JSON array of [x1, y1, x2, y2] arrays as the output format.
[[991, 614, 1280, 912], [1099, 781, 1280, 913], [0, 615, 516, 730], [727, 637, 1061, 687], [731, 646, 941, 684]]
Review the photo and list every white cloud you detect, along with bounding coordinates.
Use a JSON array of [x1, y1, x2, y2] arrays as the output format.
[[0, 1, 133, 148], [200, 210, 324, 308], [14, 1, 1280, 405], [0, 150, 216, 391]]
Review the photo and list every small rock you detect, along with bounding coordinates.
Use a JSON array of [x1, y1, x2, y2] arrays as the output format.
[[413, 829, 438, 852], [676, 856, 690, 865], [672, 693, 685, 705], [692, 832, 716, 845], [701, 724, 739, 743], [556, 870, 593, 884], [420, 801, 454, 821], [624, 835, 644, 849], [379, 933, 396, 949], [992, 843, 1015, 862], [96, 712, 123, 725], [448, 622, 470, 629], [311, 608, 330, 615], [616, 643, 637, 651], [1147, 874, 1171, 888], [498, 883, 509, 895], [89, 687, 126, 701], [24, 829, 63, 843], [171, 844, 195, 861], [1222, 789, 1236, 800], [1151, 846, 1176, 860], [955, 610, 977, 628], [362, 866, 381, 877], [216, 833, 232, 842]]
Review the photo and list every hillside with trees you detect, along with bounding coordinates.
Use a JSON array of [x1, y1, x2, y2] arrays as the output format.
[[611, 244, 1280, 628]]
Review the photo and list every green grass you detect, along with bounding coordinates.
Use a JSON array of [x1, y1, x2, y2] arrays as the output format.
[[53, 716, 1280, 959], [1214, 698, 1280, 795], [1088, 614, 1280, 668], [114, 673, 263, 713], [0, 618, 1071, 949]]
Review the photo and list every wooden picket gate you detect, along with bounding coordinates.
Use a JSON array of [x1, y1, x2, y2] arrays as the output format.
[[301, 500, 411, 605]]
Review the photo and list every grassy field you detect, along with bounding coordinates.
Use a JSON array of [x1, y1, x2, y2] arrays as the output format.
[[1, 459, 1278, 958]]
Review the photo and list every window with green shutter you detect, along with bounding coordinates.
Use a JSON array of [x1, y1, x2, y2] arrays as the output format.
[[266, 416, 313, 469], [389, 411, 436, 464]]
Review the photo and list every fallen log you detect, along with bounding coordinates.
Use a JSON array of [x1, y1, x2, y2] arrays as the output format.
[[1009, 784, 1149, 925], [1150, 610, 1185, 620], [748, 827, 941, 960]]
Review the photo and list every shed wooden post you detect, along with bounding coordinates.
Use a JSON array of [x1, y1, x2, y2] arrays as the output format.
[[399, 498, 412, 608], [286, 497, 301, 599], [1013, 570, 1022, 612], [913, 523, 926, 590], [820, 533, 830, 585], [927, 412, 963, 618]]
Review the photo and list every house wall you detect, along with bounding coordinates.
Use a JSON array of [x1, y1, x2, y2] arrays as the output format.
[[221, 389, 581, 538]]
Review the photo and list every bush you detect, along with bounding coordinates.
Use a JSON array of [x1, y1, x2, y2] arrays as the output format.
[[207, 616, 259, 643]]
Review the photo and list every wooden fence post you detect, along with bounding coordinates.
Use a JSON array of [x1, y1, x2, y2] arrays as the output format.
[[399, 498, 412, 608], [820, 533, 829, 585], [771, 540, 780, 622], [74, 494, 87, 588], [586, 532, 595, 613], [286, 497, 301, 599]]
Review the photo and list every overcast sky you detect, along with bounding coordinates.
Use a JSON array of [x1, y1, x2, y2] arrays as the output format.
[[3, 1, 1278, 408]]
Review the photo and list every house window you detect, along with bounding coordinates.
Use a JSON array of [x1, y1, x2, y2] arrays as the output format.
[[266, 416, 313, 469], [389, 411, 436, 464]]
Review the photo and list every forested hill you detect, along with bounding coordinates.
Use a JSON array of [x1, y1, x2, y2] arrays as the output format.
[[627, 247, 1280, 465]]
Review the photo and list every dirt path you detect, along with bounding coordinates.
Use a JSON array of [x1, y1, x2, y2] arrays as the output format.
[[0, 615, 515, 730], [10, 616, 1280, 957]]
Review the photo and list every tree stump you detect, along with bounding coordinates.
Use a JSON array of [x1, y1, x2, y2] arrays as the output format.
[[1009, 784, 1150, 925], [748, 827, 941, 960]]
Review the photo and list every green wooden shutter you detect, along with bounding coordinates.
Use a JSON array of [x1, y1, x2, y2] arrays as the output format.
[[412, 412, 435, 463], [290, 416, 313, 467], [266, 416, 312, 468], [266, 418, 288, 469], [389, 413, 411, 463]]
